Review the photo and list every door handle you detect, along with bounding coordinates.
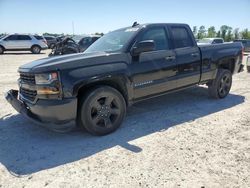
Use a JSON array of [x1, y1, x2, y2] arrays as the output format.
[[165, 56, 176, 61], [191, 53, 199, 57]]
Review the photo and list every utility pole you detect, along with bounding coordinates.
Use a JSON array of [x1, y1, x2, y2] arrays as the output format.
[[72, 21, 75, 36]]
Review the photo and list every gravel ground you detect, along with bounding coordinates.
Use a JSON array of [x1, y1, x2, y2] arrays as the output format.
[[0, 51, 250, 188]]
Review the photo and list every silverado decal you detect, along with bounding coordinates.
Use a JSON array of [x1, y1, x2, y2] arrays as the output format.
[[134, 80, 153, 87]]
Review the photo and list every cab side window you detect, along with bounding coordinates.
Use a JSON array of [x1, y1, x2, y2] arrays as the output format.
[[139, 27, 169, 51], [171, 27, 194, 48]]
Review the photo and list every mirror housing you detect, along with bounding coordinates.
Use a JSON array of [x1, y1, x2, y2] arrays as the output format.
[[131, 40, 155, 56]]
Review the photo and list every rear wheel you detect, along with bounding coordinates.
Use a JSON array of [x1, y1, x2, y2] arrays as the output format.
[[0, 46, 4, 54], [31, 45, 41, 54], [78, 86, 126, 136], [208, 69, 232, 99]]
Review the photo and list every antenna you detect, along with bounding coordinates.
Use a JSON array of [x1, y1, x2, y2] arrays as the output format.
[[132, 22, 139, 27]]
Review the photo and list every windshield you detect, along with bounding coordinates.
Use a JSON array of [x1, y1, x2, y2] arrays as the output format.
[[0, 35, 6, 39], [198, 38, 213, 44], [84, 28, 139, 53]]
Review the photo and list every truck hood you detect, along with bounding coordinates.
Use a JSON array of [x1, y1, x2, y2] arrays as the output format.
[[18, 52, 128, 73]]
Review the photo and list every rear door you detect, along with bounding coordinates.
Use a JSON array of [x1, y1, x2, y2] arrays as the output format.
[[130, 26, 178, 99], [17, 35, 32, 49], [169, 26, 201, 87]]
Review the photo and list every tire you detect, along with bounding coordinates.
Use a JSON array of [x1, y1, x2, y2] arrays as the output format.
[[247, 66, 250, 72], [49, 43, 55, 49], [78, 86, 126, 136], [31, 45, 41, 54], [208, 69, 232, 99], [0, 46, 4, 54]]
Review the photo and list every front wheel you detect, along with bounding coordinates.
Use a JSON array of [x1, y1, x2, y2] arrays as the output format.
[[208, 69, 232, 99], [78, 86, 126, 136]]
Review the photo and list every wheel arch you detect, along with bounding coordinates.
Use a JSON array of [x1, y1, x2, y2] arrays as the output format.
[[0, 44, 5, 50], [31, 44, 41, 49], [76, 76, 131, 106], [218, 58, 236, 73]]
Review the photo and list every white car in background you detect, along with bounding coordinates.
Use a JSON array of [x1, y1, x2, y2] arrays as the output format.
[[0, 34, 48, 54], [247, 55, 250, 72], [197, 38, 224, 45]]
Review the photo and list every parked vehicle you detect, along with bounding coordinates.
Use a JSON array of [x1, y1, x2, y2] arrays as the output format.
[[49, 37, 79, 56], [49, 35, 100, 56], [0, 34, 6, 39], [5, 23, 244, 135], [197, 38, 224, 45], [0, 34, 48, 54], [44, 36, 57, 49], [234, 39, 250, 52], [247, 55, 250, 72], [78, 35, 100, 52]]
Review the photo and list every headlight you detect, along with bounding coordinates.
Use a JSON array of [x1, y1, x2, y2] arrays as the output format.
[[35, 72, 61, 96], [35, 72, 58, 85]]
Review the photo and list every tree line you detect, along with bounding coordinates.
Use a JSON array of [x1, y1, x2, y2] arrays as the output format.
[[193, 25, 250, 41]]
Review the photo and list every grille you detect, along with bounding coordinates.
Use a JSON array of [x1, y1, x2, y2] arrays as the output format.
[[19, 72, 37, 101], [20, 73, 35, 84], [20, 87, 37, 101]]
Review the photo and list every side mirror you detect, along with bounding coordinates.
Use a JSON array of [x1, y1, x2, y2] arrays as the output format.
[[131, 40, 155, 56]]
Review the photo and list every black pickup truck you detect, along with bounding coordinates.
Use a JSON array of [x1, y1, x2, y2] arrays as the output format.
[[5, 23, 244, 135]]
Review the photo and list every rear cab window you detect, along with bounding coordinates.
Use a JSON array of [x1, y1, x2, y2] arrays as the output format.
[[170, 26, 194, 49], [213, 39, 223, 44]]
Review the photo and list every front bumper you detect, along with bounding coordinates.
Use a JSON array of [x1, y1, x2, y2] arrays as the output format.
[[5, 90, 77, 132]]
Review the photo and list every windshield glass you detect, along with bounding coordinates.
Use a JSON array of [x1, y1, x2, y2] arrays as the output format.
[[198, 38, 213, 44], [84, 28, 139, 53]]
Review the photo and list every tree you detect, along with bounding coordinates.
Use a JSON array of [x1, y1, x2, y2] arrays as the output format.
[[225, 27, 233, 42], [216, 30, 221, 38], [233, 28, 240, 40], [207, 26, 216, 38], [94, 32, 104, 36], [241, 29, 250, 39], [192, 26, 197, 38], [220, 25, 230, 40], [197, 25, 206, 39]]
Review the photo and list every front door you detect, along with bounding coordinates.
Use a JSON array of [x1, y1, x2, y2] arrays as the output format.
[[129, 26, 178, 99]]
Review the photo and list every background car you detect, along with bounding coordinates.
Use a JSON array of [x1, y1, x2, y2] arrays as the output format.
[[0, 34, 48, 54], [197, 38, 224, 45], [247, 55, 250, 72], [77, 35, 101, 52], [43, 36, 57, 49], [49, 35, 101, 56], [234, 39, 250, 52]]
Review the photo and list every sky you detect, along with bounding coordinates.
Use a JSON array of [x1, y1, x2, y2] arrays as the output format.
[[0, 0, 249, 35]]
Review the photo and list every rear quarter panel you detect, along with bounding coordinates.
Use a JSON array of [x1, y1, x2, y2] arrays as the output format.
[[199, 42, 243, 82]]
